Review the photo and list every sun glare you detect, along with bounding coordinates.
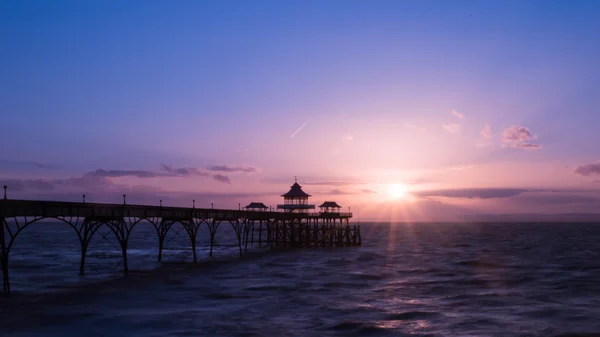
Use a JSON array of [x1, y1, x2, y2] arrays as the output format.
[[386, 184, 407, 199]]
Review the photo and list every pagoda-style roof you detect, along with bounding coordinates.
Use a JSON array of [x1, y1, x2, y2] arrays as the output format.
[[319, 201, 341, 208], [281, 182, 311, 198], [245, 202, 268, 209]]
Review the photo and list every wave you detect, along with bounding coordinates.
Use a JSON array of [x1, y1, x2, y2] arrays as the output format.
[[328, 321, 390, 335], [385, 311, 440, 321]]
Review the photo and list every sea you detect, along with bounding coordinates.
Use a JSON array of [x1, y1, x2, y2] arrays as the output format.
[[1, 221, 599, 337]]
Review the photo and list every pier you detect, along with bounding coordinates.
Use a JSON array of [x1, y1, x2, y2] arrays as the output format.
[[0, 180, 361, 296]]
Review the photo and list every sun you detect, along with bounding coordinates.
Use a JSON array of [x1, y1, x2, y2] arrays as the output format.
[[386, 183, 407, 199]]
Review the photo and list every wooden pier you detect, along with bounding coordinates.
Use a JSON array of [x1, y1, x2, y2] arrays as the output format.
[[0, 180, 361, 296]]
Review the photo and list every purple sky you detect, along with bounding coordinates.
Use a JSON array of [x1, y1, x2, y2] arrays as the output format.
[[2, 1, 600, 221]]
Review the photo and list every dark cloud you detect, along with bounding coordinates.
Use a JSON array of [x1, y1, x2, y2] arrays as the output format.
[[89, 169, 165, 178], [361, 188, 377, 194], [413, 188, 528, 199], [208, 165, 259, 173], [515, 143, 542, 150], [514, 193, 598, 205], [212, 174, 231, 184], [574, 163, 600, 176], [33, 162, 60, 169], [0, 159, 60, 170], [0, 163, 235, 194], [160, 164, 209, 177]]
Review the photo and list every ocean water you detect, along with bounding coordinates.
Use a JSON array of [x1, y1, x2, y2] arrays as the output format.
[[1, 221, 600, 337]]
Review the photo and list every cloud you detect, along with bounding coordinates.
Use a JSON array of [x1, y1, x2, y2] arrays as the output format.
[[207, 165, 259, 173], [212, 174, 231, 184], [413, 188, 528, 199], [328, 189, 353, 195], [442, 123, 462, 134], [160, 164, 209, 176], [360, 188, 377, 194], [481, 124, 492, 140], [515, 143, 542, 150], [514, 193, 599, 205], [501, 126, 535, 142], [500, 125, 541, 150], [90, 169, 166, 178], [574, 162, 600, 176], [0, 159, 61, 170], [452, 110, 464, 120], [0, 164, 237, 195]]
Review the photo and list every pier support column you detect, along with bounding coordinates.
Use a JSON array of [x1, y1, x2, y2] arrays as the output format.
[[258, 220, 263, 247], [229, 219, 246, 257], [0, 217, 10, 296], [77, 219, 103, 275], [104, 218, 136, 276], [243, 220, 252, 253], [206, 220, 221, 257], [155, 219, 173, 262], [182, 220, 202, 263]]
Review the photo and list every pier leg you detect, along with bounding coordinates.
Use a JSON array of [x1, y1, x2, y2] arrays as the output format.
[[258, 221, 262, 247], [243, 221, 251, 253], [155, 220, 173, 262], [105, 218, 136, 276], [206, 220, 220, 257], [0, 217, 9, 296], [183, 220, 201, 263], [77, 219, 102, 275], [229, 219, 245, 257]]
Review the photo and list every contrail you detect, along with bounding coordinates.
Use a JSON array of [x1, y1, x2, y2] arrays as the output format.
[[290, 119, 310, 139]]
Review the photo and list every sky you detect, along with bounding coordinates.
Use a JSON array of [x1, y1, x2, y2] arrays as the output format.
[[1, 0, 600, 221]]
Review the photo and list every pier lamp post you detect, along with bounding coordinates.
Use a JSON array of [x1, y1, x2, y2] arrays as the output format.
[[160, 200, 163, 207], [211, 203, 214, 209], [3, 185, 6, 200], [82, 194, 86, 204], [193, 200, 195, 209], [239, 203, 241, 211], [123, 194, 126, 205]]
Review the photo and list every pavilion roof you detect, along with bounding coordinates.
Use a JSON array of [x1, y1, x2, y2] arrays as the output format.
[[281, 182, 311, 198], [245, 202, 268, 209], [319, 201, 342, 208]]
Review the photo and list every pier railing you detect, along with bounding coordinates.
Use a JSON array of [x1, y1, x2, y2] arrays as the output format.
[[0, 199, 352, 219]]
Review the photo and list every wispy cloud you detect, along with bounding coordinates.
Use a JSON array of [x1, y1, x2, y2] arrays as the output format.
[[413, 188, 528, 199], [481, 124, 492, 140], [442, 123, 462, 134], [207, 165, 259, 173], [452, 110, 464, 120], [0, 159, 61, 170], [500, 125, 542, 150], [476, 124, 494, 148], [290, 119, 310, 139]]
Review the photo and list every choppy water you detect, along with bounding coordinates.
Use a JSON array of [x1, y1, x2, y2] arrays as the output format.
[[1, 222, 600, 337]]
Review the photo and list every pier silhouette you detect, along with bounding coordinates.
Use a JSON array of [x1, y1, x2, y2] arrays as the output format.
[[0, 180, 360, 296]]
